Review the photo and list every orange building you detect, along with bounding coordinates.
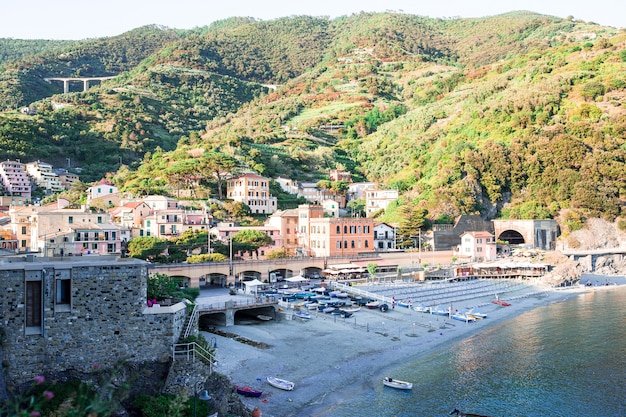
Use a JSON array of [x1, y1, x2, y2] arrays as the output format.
[[306, 217, 375, 257]]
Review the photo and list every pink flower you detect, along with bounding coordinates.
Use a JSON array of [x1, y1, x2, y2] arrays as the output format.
[[43, 390, 54, 400], [92, 363, 100, 370], [30, 412, 41, 417], [34, 375, 45, 384]]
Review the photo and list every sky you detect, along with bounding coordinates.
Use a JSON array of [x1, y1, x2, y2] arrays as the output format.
[[2, 0, 625, 40]]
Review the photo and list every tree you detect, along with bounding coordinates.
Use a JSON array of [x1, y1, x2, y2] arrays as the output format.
[[127, 236, 168, 261], [199, 151, 238, 199], [347, 198, 366, 218], [396, 204, 428, 249], [232, 229, 274, 258], [266, 247, 288, 259]]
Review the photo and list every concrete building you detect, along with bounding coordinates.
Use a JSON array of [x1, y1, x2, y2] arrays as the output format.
[[8, 204, 124, 256], [365, 189, 399, 217], [86, 183, 118, 202], [306, 216, 375, 258], [0, 160, 31, 198], [457, 231, 497, 261], [57, 170, 80, 189], [347, 182, 376, 201], [25, 161, 63, 193], [275, 177, 299, 195], [265, 208, 300, 256], [0, 256, 185, 388], [141, 208, 211, 239], [227, 173, 277, 214], [329, 169, 352, 182], [298, 182, 347, 208], [322, 199, 340, 218], [374, 222, 396, 251]]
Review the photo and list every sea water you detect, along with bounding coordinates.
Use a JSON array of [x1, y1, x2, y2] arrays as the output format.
[[314, 278, 625, 417]]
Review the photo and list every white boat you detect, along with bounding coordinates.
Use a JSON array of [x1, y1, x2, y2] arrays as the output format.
[[294, 311, 312, 320], [257, 315, 273, 321], [414, 303, 431, 313], [383, 377, 413, 390], [430, 305, 450, 316], [451, 312, 476, 323], [466, 308, 487, 319], [267, 376, 295, 391]]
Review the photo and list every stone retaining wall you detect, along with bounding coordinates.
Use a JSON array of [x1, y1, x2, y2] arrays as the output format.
[[0, 257, 186, 388]]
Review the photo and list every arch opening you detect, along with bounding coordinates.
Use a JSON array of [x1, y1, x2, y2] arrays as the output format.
[[497, 229, 525, 245]]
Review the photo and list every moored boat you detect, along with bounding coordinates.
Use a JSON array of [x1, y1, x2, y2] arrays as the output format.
[[430, 305, 450, 316], [267, 376, 295, 391], [382, 377, 413, 390], [451, 311, 476, 323], [365, 301, 380, 309], [414, 303, 431, 313], [235, 386, 263, 397], [294, 311, 312, 320], [257, 314, 273, 321]]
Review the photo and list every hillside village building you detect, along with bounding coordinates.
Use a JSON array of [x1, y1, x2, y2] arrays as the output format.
[[210, 224, 283, 259], [305, 213, 376, 257], [9, 204, 126, 256], [374, 222, 396, 251], [457, 231, 497, 261], [365, 188, 399, 216], [227, 173, 277, 214], [266, 208, 300, 256], [0, 160, 31, 198], [25, 161, 64, 194]]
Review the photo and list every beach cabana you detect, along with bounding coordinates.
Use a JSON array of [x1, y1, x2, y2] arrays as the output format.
[[244, 279, 265, 295], [286, 275, 307, 282]]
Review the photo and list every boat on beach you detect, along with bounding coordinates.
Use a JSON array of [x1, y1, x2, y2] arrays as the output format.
[[294, 311, 312, 320], [365, 301, 380, 309], [257, 314, 273, 321], [430, 305, 451, 316], [383, 377, 413, 390], [267, 376, 295, 391], [492, 295, 511, 306], [235, 386, 263, 397], [414, 303, 431, 313], [451, 311, 476, 323], [466, 308, 487, 319]]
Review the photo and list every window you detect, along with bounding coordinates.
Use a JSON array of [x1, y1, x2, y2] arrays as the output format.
[[365, 240, 369, 248], [68, 216, 73, 224], [25, 273, 43, 334], [97, 216, 102, 224], [55, 277, 71, 311], [92, 243, 98, 250], [336, 241, 341, 249], [21, 226, 26, 234], [344, 226, 348, 234], [336, 226, 340, 234], [21, 240, 26, 248]]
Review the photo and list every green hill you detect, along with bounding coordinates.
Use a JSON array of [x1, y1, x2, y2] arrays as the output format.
[[0, 12, 624, 225]]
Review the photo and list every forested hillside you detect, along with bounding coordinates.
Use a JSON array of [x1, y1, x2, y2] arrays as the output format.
[[0, 12, 624, 228]]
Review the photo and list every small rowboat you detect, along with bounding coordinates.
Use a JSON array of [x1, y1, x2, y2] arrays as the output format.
[[294, 311, 312, 320], [492, 299, 511, 306], [267, 376, 295, 391], [257, 314, 273, 321], [383, 377, 413, 390], [235, 386, 263, 397]]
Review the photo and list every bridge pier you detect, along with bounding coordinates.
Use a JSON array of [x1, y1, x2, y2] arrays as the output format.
[[83, 80, 89, 91], [225, 309, 235, 326], [63, 80, 69, 94]]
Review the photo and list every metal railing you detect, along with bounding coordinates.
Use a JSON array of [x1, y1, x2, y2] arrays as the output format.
[[172, 342, 215, 373]]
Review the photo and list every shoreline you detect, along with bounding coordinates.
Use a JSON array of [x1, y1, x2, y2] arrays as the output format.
[[198, 283, 600, 417]]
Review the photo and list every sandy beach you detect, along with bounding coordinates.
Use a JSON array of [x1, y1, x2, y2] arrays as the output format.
[[198, 282, 584, 417]]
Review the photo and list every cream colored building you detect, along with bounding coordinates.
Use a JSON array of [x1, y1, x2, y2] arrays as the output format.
[[0, 160, 31, 197], [227, 173, 277, 214], [265, 208, 300, 256], [25, 161, 63, 193], [365, 189, 399, 216]]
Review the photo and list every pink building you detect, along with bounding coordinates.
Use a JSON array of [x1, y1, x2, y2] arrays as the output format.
[[0, 160, 31, 197], [458, 231, 497, 261]]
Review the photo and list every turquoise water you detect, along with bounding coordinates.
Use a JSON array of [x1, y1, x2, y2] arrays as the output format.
[[312, 283, 625, 417]]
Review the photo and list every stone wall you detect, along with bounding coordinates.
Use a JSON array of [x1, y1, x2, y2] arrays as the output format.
[[0, 257, 186, 388]]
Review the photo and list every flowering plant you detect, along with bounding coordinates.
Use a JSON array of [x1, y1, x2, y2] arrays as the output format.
[[0, 375, 54, 417]]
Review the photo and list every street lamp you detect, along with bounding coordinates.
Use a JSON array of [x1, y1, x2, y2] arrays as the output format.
[[193, 381, 211, 417]]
